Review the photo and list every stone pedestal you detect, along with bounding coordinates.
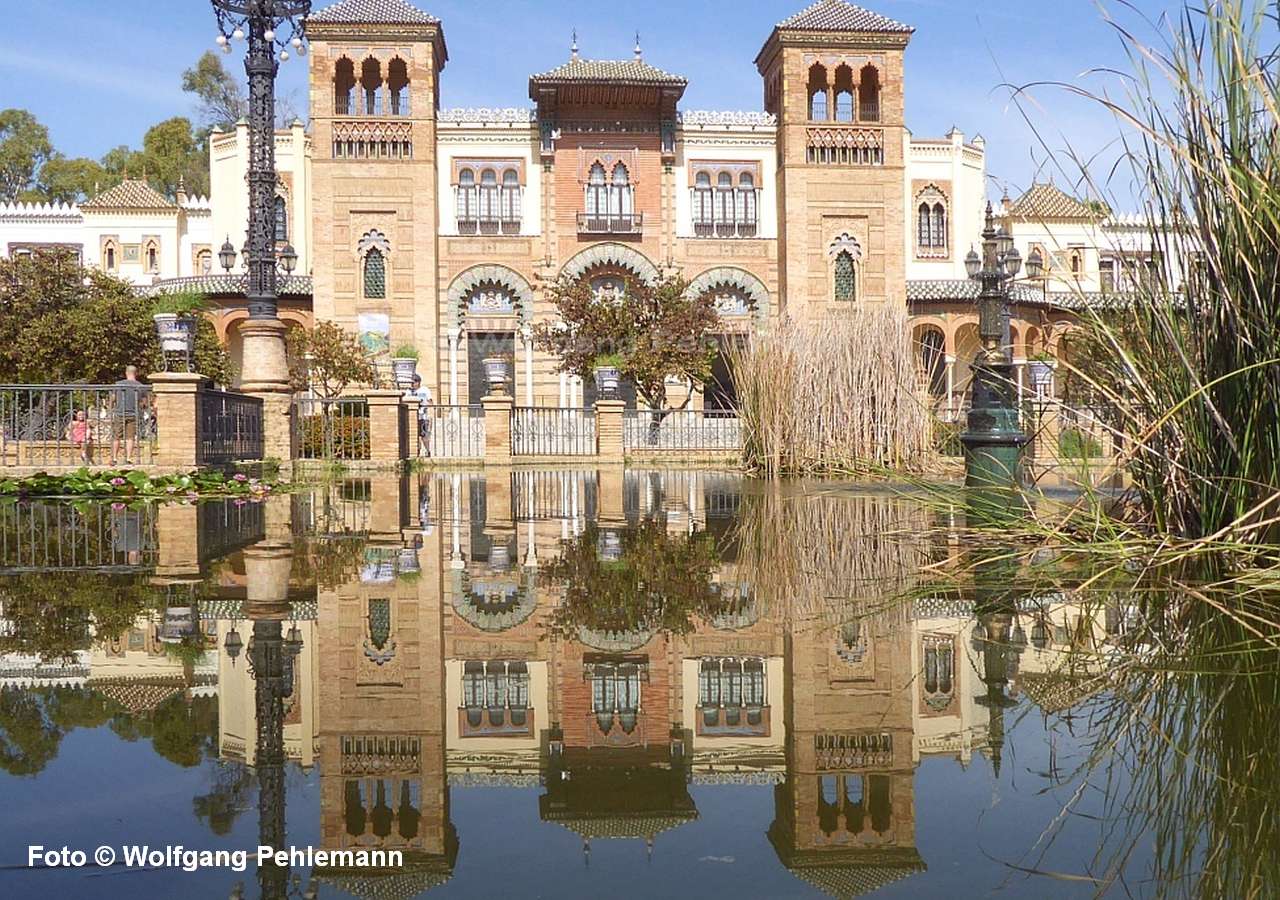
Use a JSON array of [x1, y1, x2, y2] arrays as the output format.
[[155, 503, 201, 577], [237, 318, 293, 462], [366, 390, 406, 464], [595, 400, 625, 462], [482, 394, 514, 465], [149, 371, 204, 468], [404, 397, 421, 458]]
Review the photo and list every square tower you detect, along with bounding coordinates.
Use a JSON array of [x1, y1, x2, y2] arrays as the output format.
[[756, 0, 913, 317], [307, 0, 447, 384]]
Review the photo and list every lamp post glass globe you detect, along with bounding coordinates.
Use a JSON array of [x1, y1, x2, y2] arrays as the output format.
[[1026, 248, 1044, 279], [219, 237, 237, 273], [965, 249, 981, 279], [279, 244, 297, 274], [1004, 247, 1022, 278]]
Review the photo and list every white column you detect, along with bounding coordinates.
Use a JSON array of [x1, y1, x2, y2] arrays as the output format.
[[945, 355, 956, 417], [558, 373, 568, 408], [447, 328, 460, 406], [1014, 359, 1026, 408], [521, 326, 534, 406]]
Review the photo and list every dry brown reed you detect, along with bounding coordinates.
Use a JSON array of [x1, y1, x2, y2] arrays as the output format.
[[727, 308, 933, 476]]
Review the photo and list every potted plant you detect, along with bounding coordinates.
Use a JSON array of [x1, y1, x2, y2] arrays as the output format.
[[152, 292, 206, 355], [482, 353, 514, 396], [391, 344, 419, 389], [592, 352, 624, 400]]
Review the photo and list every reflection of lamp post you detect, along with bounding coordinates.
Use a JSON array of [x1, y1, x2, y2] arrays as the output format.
[[210, 0, 311, 459], [961, 203, 1044, 492]]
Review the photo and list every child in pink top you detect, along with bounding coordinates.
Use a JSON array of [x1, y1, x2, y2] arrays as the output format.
[[66, 409, 92, 463]]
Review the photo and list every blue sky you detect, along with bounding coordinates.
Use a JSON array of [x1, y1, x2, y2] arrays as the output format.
[[1, 0, 1182, 206]]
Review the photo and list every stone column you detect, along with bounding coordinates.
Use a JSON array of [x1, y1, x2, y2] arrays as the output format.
[[482, 394, 514, 465], [521, 327, 534, 406], [237, 318, 293, 462], [447, 328, 460, 406], [366, 389, 405, 465], [149, 371, 203, 468], [154, 503, 201, 578], [944, 356, 956, 418], [595, 400, 625, 462]]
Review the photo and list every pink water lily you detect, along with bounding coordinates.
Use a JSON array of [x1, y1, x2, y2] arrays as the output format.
[[109, 477, 126, 487], [233, 473, 248, 482]]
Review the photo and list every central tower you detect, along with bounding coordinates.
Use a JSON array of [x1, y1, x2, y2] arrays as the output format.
[[756, 0, 913, 317], [307, 0, 447, 388]]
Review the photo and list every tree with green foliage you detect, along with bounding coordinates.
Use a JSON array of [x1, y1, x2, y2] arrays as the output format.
[[140, 117, 209, 199], [0, 109, 53, 203], [532, 273, 721, 411], [182, 51, 248, 132], [288, 320, 375, 399], [33, 154, 109, 204], [0, 249, 231, 384]]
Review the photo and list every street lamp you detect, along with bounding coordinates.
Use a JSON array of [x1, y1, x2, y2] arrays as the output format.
[[959, 202, 1044, 494], [210, 0, 310, 320], [218, 236, 237, 273]]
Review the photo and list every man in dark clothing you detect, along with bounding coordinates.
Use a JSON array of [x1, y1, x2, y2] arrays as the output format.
[[111, 366, 150, 465]]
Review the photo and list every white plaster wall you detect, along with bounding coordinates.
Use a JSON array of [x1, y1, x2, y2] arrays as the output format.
[[436, 133, 540, 237]]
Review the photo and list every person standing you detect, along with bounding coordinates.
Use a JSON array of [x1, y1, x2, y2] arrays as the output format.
[[111, 366, 150, 465], [406, 374, 433, 457]]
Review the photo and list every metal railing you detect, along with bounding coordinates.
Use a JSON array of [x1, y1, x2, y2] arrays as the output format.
[[0, 501, 158, 573], [0, 384, 155, 467], [512, 407, 596, 456], [576, 212, 643, 234], [423, 405, 485, 459], [623, 410, 742, 451], [292, 397, 371, 460], [197, 389, 263, 464]]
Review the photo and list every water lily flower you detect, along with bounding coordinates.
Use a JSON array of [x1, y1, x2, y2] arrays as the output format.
[[110, 477, 126, 487], [233, 473, 248, 482]]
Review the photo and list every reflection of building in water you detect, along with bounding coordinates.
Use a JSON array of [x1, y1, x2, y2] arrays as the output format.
[[313, 474, 457, 896], [768, 606, 926, 896]]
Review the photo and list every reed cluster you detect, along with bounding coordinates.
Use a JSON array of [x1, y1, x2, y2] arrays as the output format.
[[727, 309, 932, 476], [1067, 0, 1280, 546]]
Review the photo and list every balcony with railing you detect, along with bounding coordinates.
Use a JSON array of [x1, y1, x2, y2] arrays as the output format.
[[577, 212, 644, 235]]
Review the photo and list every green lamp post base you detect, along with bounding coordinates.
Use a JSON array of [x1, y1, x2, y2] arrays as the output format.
[[961, 360, 1029, 502]]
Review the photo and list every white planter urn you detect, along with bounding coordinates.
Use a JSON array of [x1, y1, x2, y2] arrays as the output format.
[[593, 365, 621, 400], [391, 357, 418, 389], [153, 313, 196, 354], [483, 357, 511, 395]]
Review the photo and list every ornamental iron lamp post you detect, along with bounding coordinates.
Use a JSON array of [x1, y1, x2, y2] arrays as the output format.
[[211, 1, 310, 460], [960, 202, 1043, 493]]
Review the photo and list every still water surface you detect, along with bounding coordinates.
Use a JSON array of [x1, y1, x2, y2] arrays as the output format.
[[0, 470, 1271, 898]]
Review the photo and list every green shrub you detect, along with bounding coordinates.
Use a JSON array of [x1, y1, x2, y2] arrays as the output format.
[[298, 413, 369, 460]]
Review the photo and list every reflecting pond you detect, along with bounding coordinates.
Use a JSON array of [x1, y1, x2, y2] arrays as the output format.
[[0, 470, 1275, 899]]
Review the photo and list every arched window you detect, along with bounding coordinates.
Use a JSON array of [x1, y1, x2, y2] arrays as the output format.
[[834, 250, 856, 302], [478, 169, 498, 233], [360, 57, 382, 115], [501, 169, 520, 233], [931, 203, 946, 248], [1071, 250, 1083, 275], [273, 195, 288, 243], [693, 171, 713, 235], [917, 203, 932, 249], [611, 162, 632, 221], [807, 64, 829, 121], [364, 248, 386, 299], [585, 162, 607, 223], [859, 65, 880, 121], [145, 242, 159, 273], [387, 57, 410, 116], [197, 249, 212, 275], [334, 57, 355, 115], [104, 242, 117, 271], [738, 172, 757, 236], [923, 637, 955, 710], [715, 171, 734, 237], [456, 169, 477, 233], [834, 64, 854, 122], [918, 328, 946, 397]]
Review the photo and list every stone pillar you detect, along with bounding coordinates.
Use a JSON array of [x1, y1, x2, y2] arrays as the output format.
[[595, 400, 625, 462], [597, 465, 625, 524], [521, 327, 534, 406], [154, 503, 201, 577], [366, 389, 405, 464], [149, 371, 203, 468], [237, 318, 293, 462], [482, 394, 513, 465], [404, 397, 421, 459], [447, 328, 460, 407]]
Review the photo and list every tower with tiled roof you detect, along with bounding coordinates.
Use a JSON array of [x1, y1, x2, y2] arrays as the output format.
[[756, 0, 914, 316], [306, 0, 447, 382]]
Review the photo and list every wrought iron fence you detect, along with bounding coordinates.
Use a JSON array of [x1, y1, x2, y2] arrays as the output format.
[[0, 500, 158, 573], [197, 389, 263, 464], [292, 397, 371, 460], [511, 407, 596, 457], [0, 384, 156, 467], [424, 405, 485, 459], [623, 409, 742, 451]]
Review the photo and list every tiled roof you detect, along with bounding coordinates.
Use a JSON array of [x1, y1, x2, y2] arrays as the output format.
[[1006, 183, 1101, 220], [907, 279, 1046, 305], [530, 57, 686, 86], [777, 0, 913, 33], [81, 179, 176, 212], [139, 275, 314, 298], [309, 0, 437, 24]]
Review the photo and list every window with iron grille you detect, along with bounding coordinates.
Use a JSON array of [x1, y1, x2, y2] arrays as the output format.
[[364, 248, 386, 299], [834, 250, 856, 301]]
